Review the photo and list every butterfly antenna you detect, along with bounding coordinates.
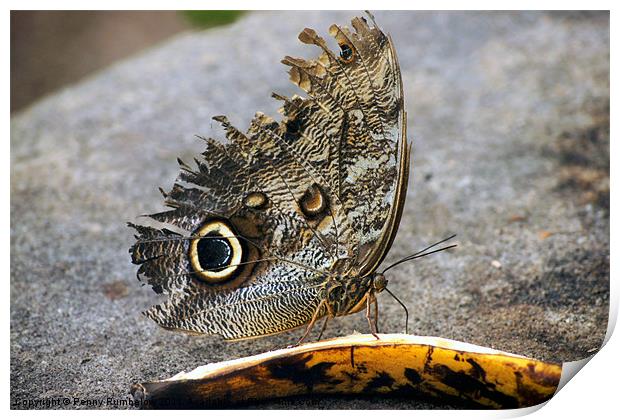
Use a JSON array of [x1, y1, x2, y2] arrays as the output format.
[[384, 287, 409, 334], [381, 234, 458, 274]]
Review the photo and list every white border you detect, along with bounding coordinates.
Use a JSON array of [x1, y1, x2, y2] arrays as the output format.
[[6, 1, 616, 418]]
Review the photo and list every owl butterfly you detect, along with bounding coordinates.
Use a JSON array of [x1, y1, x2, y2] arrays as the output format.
[[129, 12, 411, 342]]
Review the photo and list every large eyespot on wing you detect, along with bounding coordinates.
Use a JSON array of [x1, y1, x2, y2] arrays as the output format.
[[129, 203, 333, 340], [188, 219, 263, 289], [129, 218, 260, 294]]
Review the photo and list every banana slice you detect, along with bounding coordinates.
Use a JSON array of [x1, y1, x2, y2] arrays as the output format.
[[131, 334, 561, 409]]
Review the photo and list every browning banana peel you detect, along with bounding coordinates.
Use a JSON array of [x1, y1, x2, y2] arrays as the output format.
[[131, 334, 561, 408]]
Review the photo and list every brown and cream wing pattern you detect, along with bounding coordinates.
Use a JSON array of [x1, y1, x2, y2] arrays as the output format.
[[282, 14, 408, 275], [129, 13, 407, 340]]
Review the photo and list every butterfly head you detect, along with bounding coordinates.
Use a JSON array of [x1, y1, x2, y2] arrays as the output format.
[[370, 273, 388, 293]]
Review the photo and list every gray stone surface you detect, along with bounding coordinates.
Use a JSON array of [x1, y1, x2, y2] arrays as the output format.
[[11, 11, 609, 409]]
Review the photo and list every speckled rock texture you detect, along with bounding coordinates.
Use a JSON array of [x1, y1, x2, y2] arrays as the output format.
[[11, 11, 609, 409]]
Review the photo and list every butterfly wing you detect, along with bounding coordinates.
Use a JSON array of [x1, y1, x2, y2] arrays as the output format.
[[129, 14, 408, 340], [281, 13, 410, 276], [129, 120, 335, 340]]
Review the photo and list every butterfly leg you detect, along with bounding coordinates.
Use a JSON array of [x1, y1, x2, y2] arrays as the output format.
[[365, 292, 380, 340], [373, 294, 379, 333], [317, 316, 331, 341], [295, 301, 325, 346]]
